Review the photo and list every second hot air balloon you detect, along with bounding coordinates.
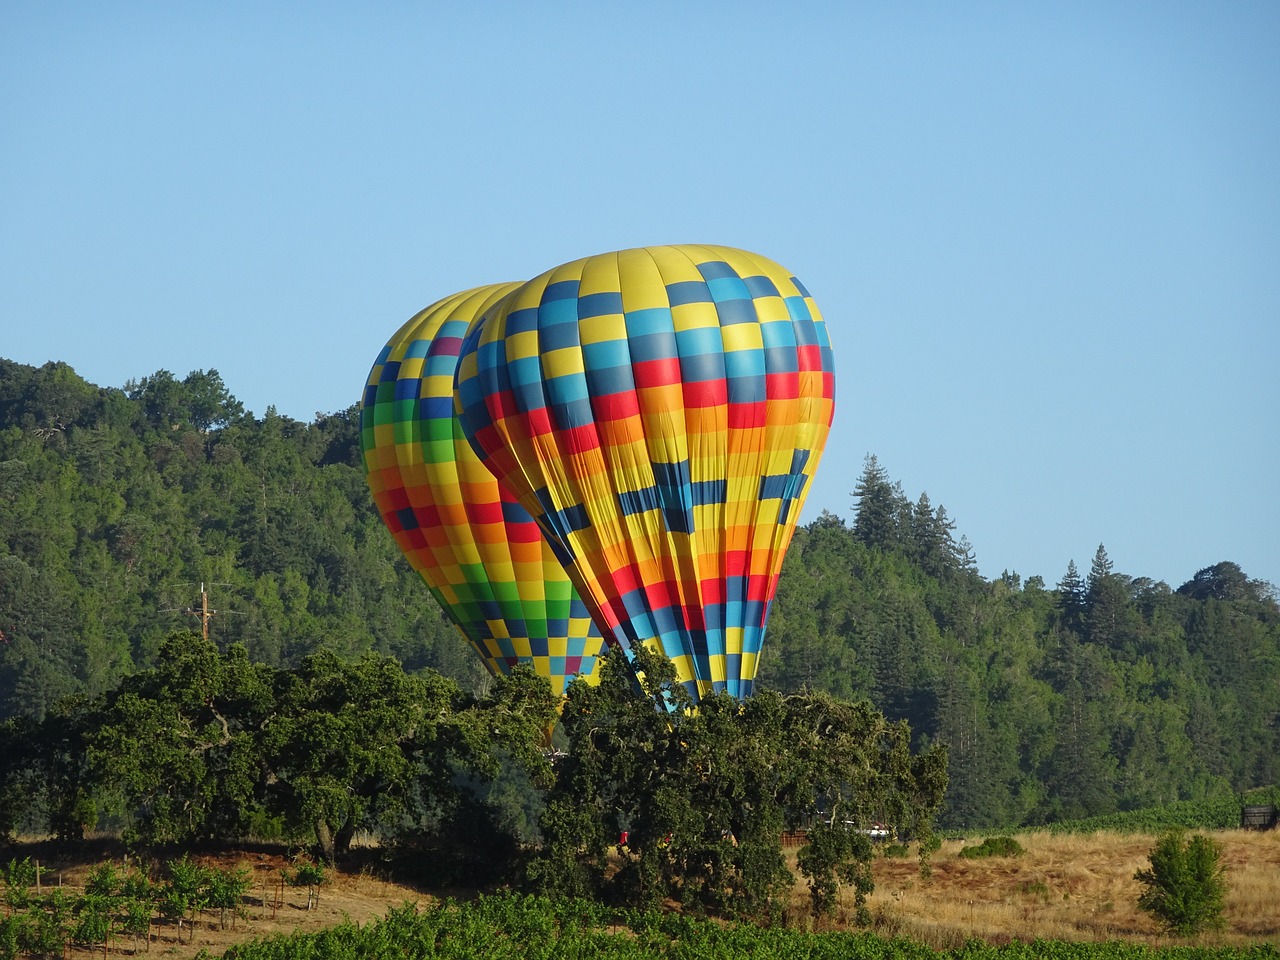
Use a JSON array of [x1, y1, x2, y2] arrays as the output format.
[[361, 284, 609, 696], [454, 245, 834, 702]]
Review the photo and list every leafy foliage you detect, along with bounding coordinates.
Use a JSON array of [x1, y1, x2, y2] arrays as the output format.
[[957, 836, 1024, 859], [2, 629, 559, 868], [208, 893, 1280, 960], [1135, 830, 1227, 936], [526, 646, 946, 920], [0, 855, 264, 957], [796, 823, 874, 919], [1042, 788, 1280, 835]]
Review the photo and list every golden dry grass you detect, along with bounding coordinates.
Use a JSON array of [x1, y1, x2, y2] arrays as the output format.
[[799, 828, 1280, 949]]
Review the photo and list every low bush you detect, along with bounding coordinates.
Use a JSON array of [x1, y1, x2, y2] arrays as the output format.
[[958, 836, 1024, 859]]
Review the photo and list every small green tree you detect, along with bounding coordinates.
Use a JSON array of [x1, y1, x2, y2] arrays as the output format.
[[1134, 830, 1226, 935], [117, 871, 156, 955], [288, 863, 325, 910], [206, 865, 251, 929], [160, 855, 210, 943]]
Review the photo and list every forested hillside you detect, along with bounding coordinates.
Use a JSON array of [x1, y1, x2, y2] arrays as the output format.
[[0, 359, 484, 723], [759, 458, 1280, 828], [2, 359, 1277, 831]]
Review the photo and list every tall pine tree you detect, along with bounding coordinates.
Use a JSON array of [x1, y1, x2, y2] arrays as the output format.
[[851, 454, 899, 550]]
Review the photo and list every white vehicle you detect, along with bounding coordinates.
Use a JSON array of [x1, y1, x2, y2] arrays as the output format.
[[835, 819, 891, 840]]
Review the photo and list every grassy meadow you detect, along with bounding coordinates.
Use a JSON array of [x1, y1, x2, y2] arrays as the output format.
[[842, 828, 1280, 948]]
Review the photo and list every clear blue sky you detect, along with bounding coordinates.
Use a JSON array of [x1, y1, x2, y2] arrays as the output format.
[[3, 2, 1277, 590]]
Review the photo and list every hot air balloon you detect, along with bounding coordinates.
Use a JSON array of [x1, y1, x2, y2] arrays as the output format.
[[361, 284, 609, 696], [454, 245, 834, 702]]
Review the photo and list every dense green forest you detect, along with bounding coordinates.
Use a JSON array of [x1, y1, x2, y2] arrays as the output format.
[[1, 358, 1277, 833]]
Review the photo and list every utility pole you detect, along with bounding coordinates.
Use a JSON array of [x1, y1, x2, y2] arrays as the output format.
[[185, 582, 217, 641]]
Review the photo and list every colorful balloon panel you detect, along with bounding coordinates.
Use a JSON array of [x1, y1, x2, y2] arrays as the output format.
[[454, 245, 835, 701], [361, 283, 608, 695]]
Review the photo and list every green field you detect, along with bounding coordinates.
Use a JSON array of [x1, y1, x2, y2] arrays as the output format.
[[212, 894, 1279, 960]]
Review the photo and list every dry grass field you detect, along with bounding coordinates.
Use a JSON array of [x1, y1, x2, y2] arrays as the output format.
[[9, 828, 1278, 956], [832, 828, 1280, 949], [13, 845, 433, 959]]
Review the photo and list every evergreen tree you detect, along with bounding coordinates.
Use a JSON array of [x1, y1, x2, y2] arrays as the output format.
[[1085, 544, 1131, 651], [908, 493, 960, 578], [1087, 543, 1114, 588], [1057, 560, 1086, 633], [851, 454, 899, 550]]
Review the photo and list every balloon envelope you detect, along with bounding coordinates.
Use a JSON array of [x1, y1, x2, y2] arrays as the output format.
[[361, 284, 608, 695], [454, 245, 835, 701]]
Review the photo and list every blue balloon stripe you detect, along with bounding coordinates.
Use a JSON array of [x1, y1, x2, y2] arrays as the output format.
[[552, 395, 595, 430], [543, 279, 581, 302], [625, 306, 676, 337], [628, 330, 680, 364], [743, 274, 781, 299], [578, 291, 625, 319], [666, 280, 713, 306], [582, 338, 633, 369], [402, 339, 431, 359], [707, 277, 753, 306], [696, 260, 737, 281], [402, 383, 429, 415], [585, 363, 637, 400], [675, 325, 723, 357], [680, 351, 726, 383], [545, 370, 590, 404], [539, 319, 581, 352], [784, 295, 814, 326], [539, 297, 579, 326], [506, 306, 541, 336], [762, 345, 800, 373], [419, 394, 452, 419], [726, 375, 767, 404], [724, 348, 766, 379]]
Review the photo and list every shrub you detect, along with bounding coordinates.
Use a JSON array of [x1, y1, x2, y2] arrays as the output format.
[[288, 862, 326, 911], [207, 866, 251, 929], [2, 858, 36, 912], [1134, 830, 1226, 936], [958, 836, 1024, 859]]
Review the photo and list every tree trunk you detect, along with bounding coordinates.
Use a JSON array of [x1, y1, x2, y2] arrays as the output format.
[[334, 812, 356, 859], [314, 819, 337, 864]]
